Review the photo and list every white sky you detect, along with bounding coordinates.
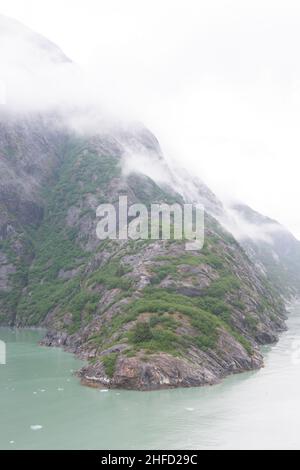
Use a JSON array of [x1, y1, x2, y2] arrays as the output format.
[[1, 0, 300, 237]]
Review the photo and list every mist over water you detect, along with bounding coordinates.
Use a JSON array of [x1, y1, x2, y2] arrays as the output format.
[[0, 302, 299, 450]]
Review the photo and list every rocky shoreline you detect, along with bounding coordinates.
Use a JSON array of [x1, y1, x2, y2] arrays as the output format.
[[42, 316, 286, 391]]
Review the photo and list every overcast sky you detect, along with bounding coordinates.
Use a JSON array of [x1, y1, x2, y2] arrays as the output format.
[[2, 0, 300, 237]]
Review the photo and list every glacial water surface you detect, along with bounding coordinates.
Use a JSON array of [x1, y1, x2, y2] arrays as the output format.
[[1, 303, 300, 450]]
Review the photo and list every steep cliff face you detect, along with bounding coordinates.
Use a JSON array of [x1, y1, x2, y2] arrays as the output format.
[[0, 111, 162, 325], [0, 108, 287, 390], [0, 112, 68, 322], [222, 204, 300, 298], [0, 16, 296, 390]]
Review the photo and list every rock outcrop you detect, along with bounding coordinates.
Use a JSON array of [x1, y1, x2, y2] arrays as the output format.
[[0, 16, 298, 390]]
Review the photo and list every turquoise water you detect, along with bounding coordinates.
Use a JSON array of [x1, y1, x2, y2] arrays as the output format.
[[1, 303, 300, 450]]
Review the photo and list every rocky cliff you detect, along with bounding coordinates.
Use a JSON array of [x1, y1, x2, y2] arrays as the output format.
[[0, 16, 297, 390], [0, 110, 289, 390], [229, 204, 300, 298]]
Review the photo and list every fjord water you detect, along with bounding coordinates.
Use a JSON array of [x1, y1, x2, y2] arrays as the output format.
[[1, 304, 300, 450]]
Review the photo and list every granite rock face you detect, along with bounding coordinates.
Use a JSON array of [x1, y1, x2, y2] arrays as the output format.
[[0, 17, 298, 390], [78, 329, 263, 391], [0, 108, 291, 389]]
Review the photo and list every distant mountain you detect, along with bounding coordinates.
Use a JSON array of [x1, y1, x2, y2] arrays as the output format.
[[0, 14, 70, 64], [0, 17, 297, 390], [226, 204, 300, 298]]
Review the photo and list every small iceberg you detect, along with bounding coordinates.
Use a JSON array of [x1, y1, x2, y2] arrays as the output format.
[[30, 425, 43, 431]]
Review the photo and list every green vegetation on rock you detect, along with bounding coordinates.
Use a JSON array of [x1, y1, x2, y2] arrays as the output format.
[[102, 353, 119, 378]]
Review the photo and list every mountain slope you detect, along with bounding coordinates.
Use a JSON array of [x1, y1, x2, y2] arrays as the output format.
[[0, 110, 287, 389], [0, 17, 296, 390], [0, 15, 70, 64], [157, 169, 300, 300], [222, 204, 300, 298]]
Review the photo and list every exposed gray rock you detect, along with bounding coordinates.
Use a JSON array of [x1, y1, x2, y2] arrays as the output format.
[[0, 254, 16, 292], [58, 267, 81, 280], [0, 18, 297, 391]]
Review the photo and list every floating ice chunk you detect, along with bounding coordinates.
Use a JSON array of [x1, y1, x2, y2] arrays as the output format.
[[40, 389, 46, 393], [30, 425, 43, 431], [185, 407, 195, 412], [57, 388, 64, 392], [9, 441, 15, 445]]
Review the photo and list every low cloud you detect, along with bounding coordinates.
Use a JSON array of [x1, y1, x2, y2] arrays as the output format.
[[1, 5, 300, 239], [218, 207, 286, 244]]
